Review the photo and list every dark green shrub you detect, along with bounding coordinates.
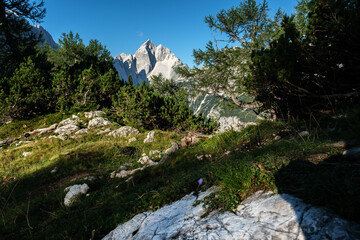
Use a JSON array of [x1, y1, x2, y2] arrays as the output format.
[[112, 80, 217, 133], [0, 57, 53, 119]]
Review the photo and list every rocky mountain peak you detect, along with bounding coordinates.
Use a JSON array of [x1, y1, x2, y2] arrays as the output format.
[[113, 40, 185, 85]]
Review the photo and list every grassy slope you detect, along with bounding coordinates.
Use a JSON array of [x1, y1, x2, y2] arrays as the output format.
[[0, 108, 360, 239]]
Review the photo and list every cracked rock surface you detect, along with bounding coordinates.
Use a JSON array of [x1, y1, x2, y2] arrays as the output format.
[[102, 190, 360, 240]]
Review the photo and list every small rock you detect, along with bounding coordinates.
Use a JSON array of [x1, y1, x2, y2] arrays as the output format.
[[88, 117, 112, 128], [23, 152, 32, 157], [74, 128, 88, 135], [165, 142, 179, 155], [149, 150, 161, 158], [118, 163, 133, 170], [50, 167, 58, 174], [15, 141, 32, 147], [54, 124, 80, 135], [308, 153, 328, 161], [236, 204, 245, 211], [343, 147, 360, 158], [138, 154, 154, 165], [161, 142, 180, 162], [196, 155, 204, 160], [144, 130, 155, 143], [108, 126, 140, 138], [326, 141, 346, 148], [180, 135, 204, 148], [58, 116, 81, 128], [299, 131, 310, 137], [180, 136, 192, 148], [58, 135, 69, 141], [84, 111, 105, 119], [97, 128, 111, 135], [274, 135, 281, 140], [64, 183, 89, 206], [110, 169, 139, 179], [83, 176, 97, 181], [128, 137, 137, 143]]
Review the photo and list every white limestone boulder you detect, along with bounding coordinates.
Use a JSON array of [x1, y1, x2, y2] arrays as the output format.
[[64, 183, 89, 207], [108, 126, 139, 138], [54, 124, 80, 135], [103, 190, 360, 240], [58, 115, 81, 128], [88, 117, 112, 128]]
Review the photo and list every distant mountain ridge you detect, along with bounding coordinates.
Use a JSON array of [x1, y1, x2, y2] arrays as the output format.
[[112, 40, 184, 85], [31, 25, 58, 49]]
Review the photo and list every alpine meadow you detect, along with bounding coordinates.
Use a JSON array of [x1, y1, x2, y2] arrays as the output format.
[[1, 0, 360, 239]]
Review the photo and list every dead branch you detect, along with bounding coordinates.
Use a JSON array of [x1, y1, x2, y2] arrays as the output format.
[[0, 124, 58, 147]]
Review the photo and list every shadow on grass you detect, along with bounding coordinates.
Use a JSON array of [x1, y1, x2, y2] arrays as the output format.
[[275, 153, 360, 236], [0, 146, 210, 240]]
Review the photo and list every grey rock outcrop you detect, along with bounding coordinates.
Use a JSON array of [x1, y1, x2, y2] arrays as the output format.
[[103, 190, 360, 240], [189, 93, 260, 133], [108, 126, 139, 138], [88, 117, 112, 128], [22, 152, 32, 157], [64, 184, 89, 206]]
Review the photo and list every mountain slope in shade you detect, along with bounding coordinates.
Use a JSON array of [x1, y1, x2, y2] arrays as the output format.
[[112, 40, 183, 85], [31, 25, 58, 49]]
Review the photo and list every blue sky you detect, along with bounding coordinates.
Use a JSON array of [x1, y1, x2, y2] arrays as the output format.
[[41, 0, 299, 67]]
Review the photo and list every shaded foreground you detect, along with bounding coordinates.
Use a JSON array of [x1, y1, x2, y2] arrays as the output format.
[[1, 109, 360, 239]]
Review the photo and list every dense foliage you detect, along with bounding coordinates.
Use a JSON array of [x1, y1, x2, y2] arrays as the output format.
[[178, 0, 359, 119], [0, 31, 121, 119], [50, 32, 121, 112], [113, 78, 216, 133], [0, 0, 46, 79], [249, 0, 360, 118], [176, 0, 283, 108]]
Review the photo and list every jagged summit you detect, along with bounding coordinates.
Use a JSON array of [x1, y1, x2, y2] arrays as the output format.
[[113, 40, 184, 85]]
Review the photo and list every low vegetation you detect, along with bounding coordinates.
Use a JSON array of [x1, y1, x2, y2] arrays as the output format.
[[1, 0, 359, 239], [1, 108, 359, 239]]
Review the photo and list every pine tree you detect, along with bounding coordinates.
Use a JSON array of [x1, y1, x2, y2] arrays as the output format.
[[176, 0, 281, 108], [0, 0, 45, 78]]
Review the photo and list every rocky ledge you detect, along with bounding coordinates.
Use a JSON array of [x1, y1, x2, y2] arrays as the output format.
[[103, 189, 360, 240]]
